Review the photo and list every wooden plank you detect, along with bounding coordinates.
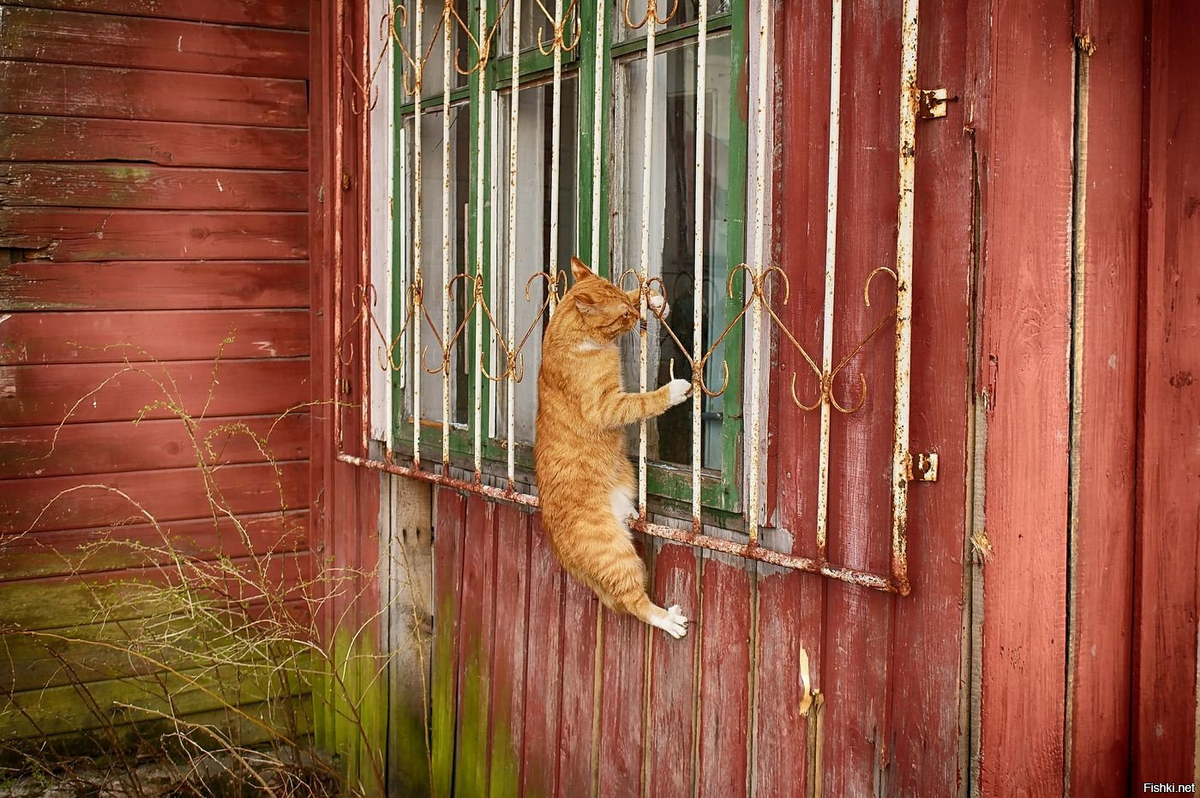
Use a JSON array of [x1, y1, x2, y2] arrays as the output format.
[[764, 1, 833, 793], [0, 210, 307, 261], [1, 658, 303, 739], [0, 309, 309, 365], [556, 569, 599, 798], [0, 414, 310, 479], [521, 513, 562, 798], [646, 543, 698, 798], [2, 598, 312, 690], [0, 164, 308, 211], [754, 569, 816, 798], [0, 261, 309, 311], [1134, 0, 1200, 786], [974, 0, 1075, 794], [0, 552, 313, 629], [0, 358, 310, 427], [453, 495, 497, 798], [1065, 1, 1143, 795], [0, 115, 309, 170], [596, 552, 647, 798], [0, 61, 307, 127], [3, 0, 310, 30], [0, 7, 308, 79], [697, 555, 752, 798], [488, 504, 530, 798], [884, 0, 973, 795], [0, 511, 309, 579], [817, 0, 903, 792], [0, 460, 309, 534], [431, 490, 466, 798]]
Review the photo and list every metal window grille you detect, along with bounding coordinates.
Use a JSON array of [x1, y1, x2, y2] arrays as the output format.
[[335, 0, 931, 595]]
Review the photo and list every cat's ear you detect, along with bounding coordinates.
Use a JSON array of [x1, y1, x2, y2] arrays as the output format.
[[570, 256, 593, 282], [573, 294, 601, 316]]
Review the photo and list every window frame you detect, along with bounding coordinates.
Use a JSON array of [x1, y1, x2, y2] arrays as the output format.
[[391, 0, 750, 518]]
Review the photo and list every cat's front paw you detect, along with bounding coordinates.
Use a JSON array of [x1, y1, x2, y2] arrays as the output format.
[[647, 293, 670, 320], [665, 378, 692, 408]]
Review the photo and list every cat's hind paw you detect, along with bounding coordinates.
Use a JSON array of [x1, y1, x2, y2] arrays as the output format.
[[656, 604, 689, 639]]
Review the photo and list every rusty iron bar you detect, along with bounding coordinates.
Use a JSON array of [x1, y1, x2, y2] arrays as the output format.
[[360, 0, 373, 457], [335, 452, 905, 592], [890, 0, 919, 596]]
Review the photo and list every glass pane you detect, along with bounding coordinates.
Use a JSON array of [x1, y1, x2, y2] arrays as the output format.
[[497, 0, 561, 57], [615, 0, 731, 43], [612, 35, 734, 470], [399, 104, 473, 435], [492, 78, 580, 445], [397, 0, 470, 100]]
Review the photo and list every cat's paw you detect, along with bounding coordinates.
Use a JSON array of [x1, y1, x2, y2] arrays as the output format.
[[660, 604, 689, 639], [665, 378, 692, 407], [647, 293, 670, 319]]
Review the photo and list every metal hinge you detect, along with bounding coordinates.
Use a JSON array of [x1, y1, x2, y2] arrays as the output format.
[[907, 452, 939, 482], [917, 88, 949, 119]]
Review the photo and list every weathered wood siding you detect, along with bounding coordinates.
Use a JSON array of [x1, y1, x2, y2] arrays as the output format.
[[0, 0, 313, 748]]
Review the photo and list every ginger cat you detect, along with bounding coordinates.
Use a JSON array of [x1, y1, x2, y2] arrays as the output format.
[[534, 256, 692, 639]]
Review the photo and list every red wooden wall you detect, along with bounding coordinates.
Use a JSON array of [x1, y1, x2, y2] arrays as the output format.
[[416, 0, 1200, 796], [0, 0, 315, 746]]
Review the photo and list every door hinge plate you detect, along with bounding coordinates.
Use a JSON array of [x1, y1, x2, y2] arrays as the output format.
[[917, 88, 949, 119], [907, 452, 939, 482]]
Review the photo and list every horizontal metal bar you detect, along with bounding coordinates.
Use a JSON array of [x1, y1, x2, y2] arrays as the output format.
[[336, 452, 909, 594]]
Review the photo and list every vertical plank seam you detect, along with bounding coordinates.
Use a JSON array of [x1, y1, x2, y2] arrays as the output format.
[[747, 564, 761, 798], [691, 554, 705, 798], [1064, 34, 1091, 798], [590, 609, 605, 798]]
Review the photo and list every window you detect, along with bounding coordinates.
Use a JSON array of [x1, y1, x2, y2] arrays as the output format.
[[391, 0, 749, 515]]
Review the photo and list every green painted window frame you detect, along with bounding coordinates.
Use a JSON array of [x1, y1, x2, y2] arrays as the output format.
[[391, 0, 749, 518]]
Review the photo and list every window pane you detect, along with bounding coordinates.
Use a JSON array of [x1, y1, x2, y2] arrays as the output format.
[[492, 78, 580, 445], [397, 0, 470, 100], [614, 0, 731, 43], [612, 35, 734, 470], [497, 0, 560, 57], [400, 104, 472, 433]]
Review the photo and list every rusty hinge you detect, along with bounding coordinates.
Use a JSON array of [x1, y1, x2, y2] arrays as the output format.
[[917, 88, 950, 119], [907, 451, 939, 482]]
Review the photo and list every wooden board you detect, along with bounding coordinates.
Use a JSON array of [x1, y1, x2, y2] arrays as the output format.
[[0, 358, 311, 427], [0, 261, 309, 311], [0, 115, 309, 170], [0, 7, 308, 79], [646, 543, 699, 798], [0, 511, 309, 579], [1065, 1, 1143, 795], [1133, 0, 1200, 786], [0, 309, 309, 365], [2, 660, 298, 740], [453, 494, 497, 798], [974, 0, 1075, 795], [0, 460, 309, 534], [0, 164, 308, 211], [0, 61, 307, 127], [0, 210, 307, 261], [0, 414, 310, 479], [696, 555, 752, 798], [556, 569, 599, 798], [520, 513, 562, 798], [3, 0, 310, 29], [489, 503, 530, 798], [597, 587, 646, 798], [886, 0, 974, 794], [431, 489, 466, 798], [0, 552, 313, 629]]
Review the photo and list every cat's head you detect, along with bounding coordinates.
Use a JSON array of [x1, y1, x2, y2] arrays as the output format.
[[566, 256, 647, 341]]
